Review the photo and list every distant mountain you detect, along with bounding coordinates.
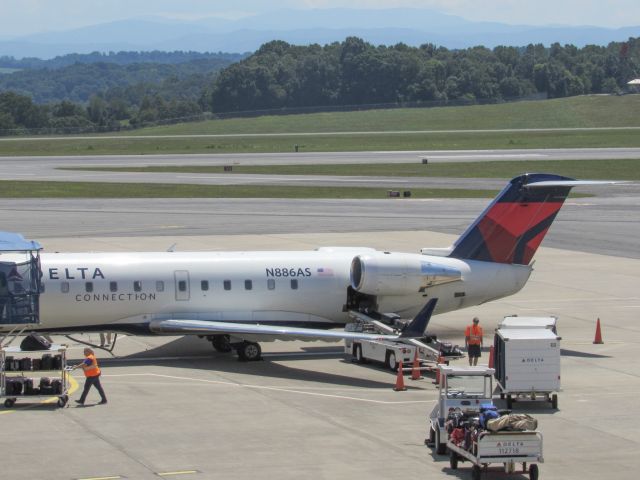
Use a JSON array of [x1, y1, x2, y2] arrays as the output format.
[[1, 8, 638, 58]]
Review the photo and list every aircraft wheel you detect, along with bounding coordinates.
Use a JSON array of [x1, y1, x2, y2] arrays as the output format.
[[211, 335, 232, 353], [237, 341, 262, 362]]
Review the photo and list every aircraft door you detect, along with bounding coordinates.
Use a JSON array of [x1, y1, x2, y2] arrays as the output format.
[[174, 270, 190, 301]]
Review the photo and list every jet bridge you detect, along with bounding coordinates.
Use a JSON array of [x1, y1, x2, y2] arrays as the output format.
[[0, 232, 43, 328]]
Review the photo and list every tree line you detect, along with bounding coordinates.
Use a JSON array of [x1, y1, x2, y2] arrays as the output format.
[[0, 38, 638, 134]]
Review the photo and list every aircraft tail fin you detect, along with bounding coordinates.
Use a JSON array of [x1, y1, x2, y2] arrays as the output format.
[[448, 173, 582, 265]]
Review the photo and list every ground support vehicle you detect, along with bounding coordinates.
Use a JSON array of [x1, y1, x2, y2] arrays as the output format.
[[447, 430, 543, 480], [344, 311, 463, 372], [0, 345, 69, 408], [493, 327, 561, 409], [427, 365, 496, 455]]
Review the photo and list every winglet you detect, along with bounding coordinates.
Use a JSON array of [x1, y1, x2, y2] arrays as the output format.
[[400, 298, 437, 338]]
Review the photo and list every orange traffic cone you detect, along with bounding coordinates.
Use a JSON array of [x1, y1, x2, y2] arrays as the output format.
[[593, 318, 604, 344], [411, 350, 422, 380], [488, 345, 495, 369], [393, 360, 407, 391]]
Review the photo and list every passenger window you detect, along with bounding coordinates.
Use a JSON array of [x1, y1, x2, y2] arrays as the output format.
[[134, 281, 142, 292], [290, 279, 298, 290], [110, 281, 118, 292], [201, 280, 209, 291], [61, 282, 69, 293], [245, 280, 252, 290], [85, 282, 93, 293], [223, 280, 231, 291], [267, 279, 275, 290], [178, 280, 187, 292], [156, 281, 164, 292]]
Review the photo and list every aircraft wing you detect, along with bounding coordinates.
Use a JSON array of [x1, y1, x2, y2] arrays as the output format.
[[149, 299, 437, 343]]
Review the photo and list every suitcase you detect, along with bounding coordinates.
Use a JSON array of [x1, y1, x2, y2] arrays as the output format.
[[52, 355, 62, 370], [10, 359, 20, 371], [19, 357, 32, 371], [5, 356, 14, 371], [32, 358, 41, 371], [6, 377, 24, 395], [23, 378, 34, 395], [51, 379, 63, 395], [41, 354, 53, 370], [20, 333, 51, 351]]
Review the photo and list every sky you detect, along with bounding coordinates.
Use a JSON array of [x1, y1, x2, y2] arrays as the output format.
[[2, 0, 639, 37]]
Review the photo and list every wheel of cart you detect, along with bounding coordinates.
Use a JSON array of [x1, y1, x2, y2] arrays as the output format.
[[471, 464, 481, 480], [4, 398, 16, 408], [529, 463, 539, 480], [449, 450, 459, 470], [57, 394, 69, 407]]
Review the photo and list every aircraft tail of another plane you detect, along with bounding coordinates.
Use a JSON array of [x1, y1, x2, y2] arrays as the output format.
[[448, 173, 580, 265]]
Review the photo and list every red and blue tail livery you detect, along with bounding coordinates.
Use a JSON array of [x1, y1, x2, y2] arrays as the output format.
[[449, 173, 577, 265]]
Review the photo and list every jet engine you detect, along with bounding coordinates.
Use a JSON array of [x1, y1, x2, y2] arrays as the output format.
[[350, 252, 461, 296]]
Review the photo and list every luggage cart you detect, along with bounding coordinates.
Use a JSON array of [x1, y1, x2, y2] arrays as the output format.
[[447, 430, 543, 480], [1, 345, 70, 408]]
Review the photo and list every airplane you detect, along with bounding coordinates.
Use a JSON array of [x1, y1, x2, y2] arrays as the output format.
[[0, 173, 605, 361]]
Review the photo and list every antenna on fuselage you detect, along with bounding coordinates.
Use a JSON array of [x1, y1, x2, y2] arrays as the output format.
[[167, 243, 177, 252]]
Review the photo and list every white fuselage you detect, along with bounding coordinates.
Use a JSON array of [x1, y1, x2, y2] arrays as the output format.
[[1, 248, 533, 335]]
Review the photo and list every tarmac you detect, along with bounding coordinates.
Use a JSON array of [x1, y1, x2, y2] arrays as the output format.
[[2, 231, 638, 480]]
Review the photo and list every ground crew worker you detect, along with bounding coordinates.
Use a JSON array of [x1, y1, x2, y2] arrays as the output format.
[[465, 317, 483, 366], [72, 347, 107, 406]]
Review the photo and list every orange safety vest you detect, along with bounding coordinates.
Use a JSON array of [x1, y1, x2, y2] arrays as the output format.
[[82, 354, 101, 377], [465, 325, 483, 345]]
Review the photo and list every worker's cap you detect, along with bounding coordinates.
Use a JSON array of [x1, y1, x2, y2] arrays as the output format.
[[473, 317, 480, 323]]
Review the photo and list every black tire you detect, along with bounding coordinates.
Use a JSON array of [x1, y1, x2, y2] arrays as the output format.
[[506, 394, 513, 409], [211, 335, 232, 353], [435, 428, 447, 455], [472, 464, 481, 480], [57, 396, 68, 407], [449, 450, 458, 469], [354, 344, 366, 364], [551, 393, 558, 409], [386, 351, 398, 372], [4, 398, 15, 408], [425, 426, 436, 446], [529, 464, 539, 480], [237, 341, 262, 362]]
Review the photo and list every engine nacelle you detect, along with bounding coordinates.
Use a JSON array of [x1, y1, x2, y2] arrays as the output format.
[[350, 252, 461, 296]]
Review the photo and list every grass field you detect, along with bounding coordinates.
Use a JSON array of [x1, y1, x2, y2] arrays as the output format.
[[1, 95, 639, 156], [65, 158, 640, 181], [0, 181, 497, 199]]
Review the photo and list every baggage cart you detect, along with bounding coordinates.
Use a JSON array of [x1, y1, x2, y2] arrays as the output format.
[[0, 345, 70, 408], [447, 430, 543, 480]]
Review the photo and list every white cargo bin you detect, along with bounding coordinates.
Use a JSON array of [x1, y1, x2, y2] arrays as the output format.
[[498, 315, 558, 333], [494, 327, 561, 409]]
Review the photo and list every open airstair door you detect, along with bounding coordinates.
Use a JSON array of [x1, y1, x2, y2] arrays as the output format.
[[0, 232, 43, 326]]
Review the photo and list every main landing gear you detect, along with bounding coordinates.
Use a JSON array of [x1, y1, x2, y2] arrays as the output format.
[[205, 335, 262, 362]]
